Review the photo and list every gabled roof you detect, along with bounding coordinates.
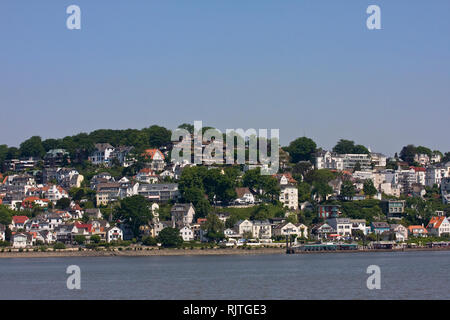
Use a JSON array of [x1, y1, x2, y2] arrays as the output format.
[[426, 216, 448, 229], [12, 216, 29, 224], [142, 149, 165, 161], [235, 187, 252, 198], [408, 225, 428, 233], [371, 222, 390, 228]]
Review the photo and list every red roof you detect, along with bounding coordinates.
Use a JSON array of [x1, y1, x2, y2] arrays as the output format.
[[12, 216, 29, 224], [411, 166, 426, 172], [139, 168, 156, 175], [142, 149, 165, 161], [408, 225, 428, 233], [427, 216, 446, 229], [75, 222, 93, 232]]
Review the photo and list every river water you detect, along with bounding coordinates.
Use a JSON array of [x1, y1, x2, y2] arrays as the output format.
[[0, 251, 448, 300]]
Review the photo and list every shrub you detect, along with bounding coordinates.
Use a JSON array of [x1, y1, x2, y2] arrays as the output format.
[[53, 242, 66, 250]]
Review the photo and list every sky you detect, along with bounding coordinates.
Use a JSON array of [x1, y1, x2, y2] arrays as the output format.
[[1, 0, 449, 156]]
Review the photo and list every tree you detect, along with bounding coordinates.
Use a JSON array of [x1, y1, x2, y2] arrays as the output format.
[[0, 205, 14, 226], [312, 182, 333, 202], [400, 145, 417, 165], [74, 235, 86, 245], [363, 179, 377, 198], [292, 161, 312, 181], [333, 139, 356, 154], [416, 146, 432, 157], [145, 125, 172, 148], [304, 169, 336, 185], [259, 175, 280, 202], [443, 152, 450, 163], [178, 123, 194, 135], [340, 180, 356, 200], [55, 198, 71, 210], [158, 227, 183, 248], [285, 137, 317, 163], [297, 182, 312, 203], [90, 235, 101, 244], [354, 161, 362, 171], [142, 236, 158, 246], [114, 195, 153, 237], [201, 213, 225, 242], [251, 204, 272, 221], [333, 139, 369, 154], [19, 136, 46, 158]]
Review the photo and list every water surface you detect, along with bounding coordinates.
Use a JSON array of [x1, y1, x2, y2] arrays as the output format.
[[0, 251, 448, 300]]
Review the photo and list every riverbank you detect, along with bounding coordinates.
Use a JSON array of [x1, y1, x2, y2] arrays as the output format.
[[1, 245, 450, 259], [290, 246, 450, 254], [0, 247, 285, 259]]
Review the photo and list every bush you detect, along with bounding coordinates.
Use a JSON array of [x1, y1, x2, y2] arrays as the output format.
[[142, 236, 158, 246], [90, 235, 101, 244], [53, 242, 66, 250], [0, 241, 10, 247]]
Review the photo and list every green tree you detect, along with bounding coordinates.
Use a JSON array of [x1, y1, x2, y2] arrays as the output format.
[[312, 182, 333, 202], [443, 152, 450, 163], [363, 179, 377, 198], [201, 213, 225, 242], [145, 125, 172, 148], [158, 227, 183, 248], [333, 139, 369, 155], [114, 195, 153, 237], [333, 139, 356, 154], [340, 180, 356, 200], [297, 182, 312, 203], [74, 235, 86, 245], [292, 161, 312, 181], [55, 198, 71, 210], [90, 235, 101, 244], [416, 146, 432, 157], [142, 236, 158, 246], [400, 145, 417, 165], [19, 136, 46, 158], [285, 137, 317, 163]]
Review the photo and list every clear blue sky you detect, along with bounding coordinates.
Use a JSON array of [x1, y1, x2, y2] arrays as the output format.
[[1, 0, 449, 156]]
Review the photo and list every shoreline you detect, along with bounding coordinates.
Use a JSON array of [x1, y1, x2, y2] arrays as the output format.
[[0, 247, 285, 259], [1, 246, 449, 259]]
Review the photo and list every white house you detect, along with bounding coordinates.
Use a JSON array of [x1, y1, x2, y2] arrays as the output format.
[[224, 228, 240, 239], [234, 187, 255, 204], [390, 224, 408, 241], [179, 226, 194, 241], [326, 218, 352, 237], [233, 220, 253, 237], [89, 143, 116, 166], [106, 226, 123, 243], [136, 168, 159, 184], [252, 220, 272, 239], [426, 216, 450, 237], [279, 185, 298, 210], [11, 216, 29, 230], [272, 222, 300, 237], [350, 219, 367, 235], [12, 233, 33, 248], [171, 203, 195, 229]]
